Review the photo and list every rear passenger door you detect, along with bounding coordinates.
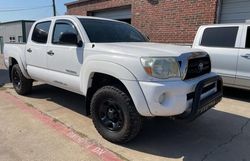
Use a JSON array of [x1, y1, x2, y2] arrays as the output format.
[[236, 26, 250, 88], [26, 21, 51, 81], [198, 26, 240, 85]]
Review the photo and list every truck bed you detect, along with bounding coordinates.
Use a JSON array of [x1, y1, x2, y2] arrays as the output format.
[[3, 43, 27, 69]]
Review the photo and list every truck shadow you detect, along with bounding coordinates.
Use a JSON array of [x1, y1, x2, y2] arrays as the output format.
[[124, 112, 250, 161], [31, 84, 86, 115], [28, 84, 250, 161], [223, 86, 250, 103], [0, 69, 10, 87]]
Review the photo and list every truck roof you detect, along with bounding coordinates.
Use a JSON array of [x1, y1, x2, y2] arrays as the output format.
[[200, 21, 250, 28], [35, 15, 120, 23]]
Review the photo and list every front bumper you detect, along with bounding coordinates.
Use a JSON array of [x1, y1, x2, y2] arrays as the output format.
[[139, 73, 223, 119]]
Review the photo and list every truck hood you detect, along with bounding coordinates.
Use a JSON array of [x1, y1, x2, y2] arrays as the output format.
[[92, 42, 203, 57]]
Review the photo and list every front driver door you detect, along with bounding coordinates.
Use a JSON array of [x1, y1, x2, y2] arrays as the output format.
[[236, 26, 250, 88], [47, 19, 84, 93]]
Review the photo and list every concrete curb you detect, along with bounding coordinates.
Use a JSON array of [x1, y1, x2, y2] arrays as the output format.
[[0, 91, 123, 161]]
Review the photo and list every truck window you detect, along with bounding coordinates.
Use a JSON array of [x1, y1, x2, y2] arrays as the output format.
[[246, 27, 250, 48], [32, 21, 51, 44], [201, 27, 238, 48], [52, 21, 78, 45]]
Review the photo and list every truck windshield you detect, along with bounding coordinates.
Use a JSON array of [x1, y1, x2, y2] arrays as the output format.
[[79, 18, 149, 43]]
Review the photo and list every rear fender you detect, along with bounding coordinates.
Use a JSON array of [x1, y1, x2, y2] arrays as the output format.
[[4, 43, 31, 79]]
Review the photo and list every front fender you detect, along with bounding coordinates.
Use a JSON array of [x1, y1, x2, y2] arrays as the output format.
[[80, 60, 152, 116], [80, 60, 136, 95]]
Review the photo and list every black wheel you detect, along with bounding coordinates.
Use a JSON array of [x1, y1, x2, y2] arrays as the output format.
[[91, 86, 143, 143], [11, 64, 33, 95]]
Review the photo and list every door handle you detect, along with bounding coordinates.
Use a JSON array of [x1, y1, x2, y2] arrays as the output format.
[[27, 48, 32, 53], [241, 54, 250, 59], [47, 50, 54, 56]]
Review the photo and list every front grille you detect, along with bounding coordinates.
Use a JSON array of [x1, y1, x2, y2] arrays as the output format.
[[187, 82, 216, 100], [184, 56, 211, 80]]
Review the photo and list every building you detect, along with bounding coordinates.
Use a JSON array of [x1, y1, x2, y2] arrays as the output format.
[[65, 0, 250, 43], [0, 20, 35, 53]]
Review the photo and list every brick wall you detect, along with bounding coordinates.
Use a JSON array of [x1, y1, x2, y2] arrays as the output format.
[[66, 0, 218, 43]]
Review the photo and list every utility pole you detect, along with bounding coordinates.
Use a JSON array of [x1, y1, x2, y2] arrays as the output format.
[[52, 0, 56, 16]]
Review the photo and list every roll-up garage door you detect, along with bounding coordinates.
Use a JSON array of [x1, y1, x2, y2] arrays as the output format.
[[92, 7, 131, 23], [220, 0, 250, 23]]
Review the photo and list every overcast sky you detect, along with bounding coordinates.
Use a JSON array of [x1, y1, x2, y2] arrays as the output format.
[[0, 0, 73, 22]]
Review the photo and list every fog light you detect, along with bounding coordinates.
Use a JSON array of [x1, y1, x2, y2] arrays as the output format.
[[159, 93, 166, 104]]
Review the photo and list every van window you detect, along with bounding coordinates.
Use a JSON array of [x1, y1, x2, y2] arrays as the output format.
[[201, 27, 238, 48], [32, 21, 51, 44], [246, 27, 250, 48]]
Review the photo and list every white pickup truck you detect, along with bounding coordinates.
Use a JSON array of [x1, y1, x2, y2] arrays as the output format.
[[193, 22, 250, 90], [3, 16, 223, 143]]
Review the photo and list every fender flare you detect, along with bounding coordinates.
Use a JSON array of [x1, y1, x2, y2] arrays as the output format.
[[8, 56, 31, 79], [80, 60, 136, 95], [80, 60, 152, 116]]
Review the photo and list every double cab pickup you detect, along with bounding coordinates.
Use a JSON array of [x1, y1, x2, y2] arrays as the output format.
[[4, 16, 223, 143]]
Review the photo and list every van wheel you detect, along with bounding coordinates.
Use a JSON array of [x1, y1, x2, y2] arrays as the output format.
[[91, 86, 142, 143], [11, 64, 33, 95]]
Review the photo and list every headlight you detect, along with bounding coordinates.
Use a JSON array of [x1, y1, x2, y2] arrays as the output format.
[[141, 57, 180, 79]]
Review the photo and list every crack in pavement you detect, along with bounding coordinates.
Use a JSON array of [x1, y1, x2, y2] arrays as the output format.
[[201, 118, 250, 161]]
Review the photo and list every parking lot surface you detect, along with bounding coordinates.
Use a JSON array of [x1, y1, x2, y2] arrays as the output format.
[[0, 92, 101, 161], [0, 54, 250, 161]]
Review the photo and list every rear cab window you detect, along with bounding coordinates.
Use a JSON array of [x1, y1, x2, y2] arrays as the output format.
[[31, 21, 51, 44], [200, 27, 239, 48]]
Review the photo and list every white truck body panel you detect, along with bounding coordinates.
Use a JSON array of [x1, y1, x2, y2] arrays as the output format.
[[4, 15, 222, 117], [193, 23, 250, 90]]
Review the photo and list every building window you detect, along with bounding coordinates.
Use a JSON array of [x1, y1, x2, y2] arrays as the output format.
[[18, 36, 23, 43], [9, 36, 16, 43], [201, 27, 239, 48]]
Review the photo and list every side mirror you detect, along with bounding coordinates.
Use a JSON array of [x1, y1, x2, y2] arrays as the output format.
[[77, 40, 83, 48], [59, 32, 80, 46]]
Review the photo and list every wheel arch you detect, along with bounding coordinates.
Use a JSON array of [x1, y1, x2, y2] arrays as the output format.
[[84, 72, 133, 116], [80, 60, 151, 116], [8, 57, 31, 81]]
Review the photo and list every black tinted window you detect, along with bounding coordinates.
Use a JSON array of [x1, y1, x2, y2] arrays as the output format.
[[52, 21, 78, 44], [79, 18, 148, 43], [246, 27, 250, 48], [201, 27, 238, 48], [32, 21, 51, 43]]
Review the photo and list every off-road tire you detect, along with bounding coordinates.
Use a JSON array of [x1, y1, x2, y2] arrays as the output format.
[[11, 64, 33, 95], [91, 86, 143, 144]]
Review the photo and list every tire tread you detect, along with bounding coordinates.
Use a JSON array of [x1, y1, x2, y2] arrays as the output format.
[[91, 86, 142, 143], [12, 64, 32, 95]]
